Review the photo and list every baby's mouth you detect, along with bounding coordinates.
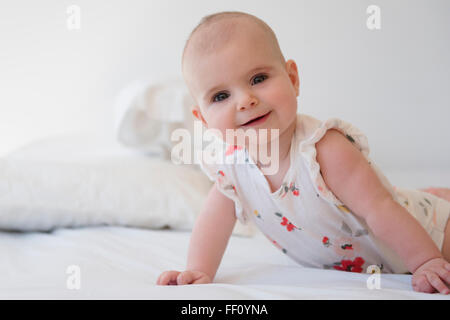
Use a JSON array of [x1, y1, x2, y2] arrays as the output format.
[[241, 111, 271, 126]]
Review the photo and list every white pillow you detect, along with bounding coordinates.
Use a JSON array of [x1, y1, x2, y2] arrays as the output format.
[[0, 134, 255, 236], [114, 77, 196, 161]]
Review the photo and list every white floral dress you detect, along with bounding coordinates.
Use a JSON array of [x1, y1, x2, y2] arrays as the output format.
[[199, 113, 450, 274]]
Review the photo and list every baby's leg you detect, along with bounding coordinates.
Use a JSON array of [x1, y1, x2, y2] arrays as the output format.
[[420, 188, 450, 203], [443, 219, 450, 262]]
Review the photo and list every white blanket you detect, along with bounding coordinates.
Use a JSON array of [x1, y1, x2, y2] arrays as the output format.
[[0, 226, 448, 300]]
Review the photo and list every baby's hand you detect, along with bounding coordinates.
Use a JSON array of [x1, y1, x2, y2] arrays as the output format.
[[412, 257, 450, 294], [156, 270, 212, 286]]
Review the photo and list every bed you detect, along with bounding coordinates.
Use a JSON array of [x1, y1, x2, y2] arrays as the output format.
[[1, 132, 449, 300], [1, 81, 449, 300], [3, 225, 448, 300]]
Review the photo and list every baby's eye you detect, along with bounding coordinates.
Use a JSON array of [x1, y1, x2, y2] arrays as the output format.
[[252, 74, 268, 85], [212, 92, 229, 103]]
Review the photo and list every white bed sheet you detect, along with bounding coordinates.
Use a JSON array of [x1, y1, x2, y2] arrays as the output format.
[[1, 226, 449, 300], [2, 134, 450, 300]]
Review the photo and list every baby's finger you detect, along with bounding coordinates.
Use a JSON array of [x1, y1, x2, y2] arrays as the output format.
[[412, 274, 434, 293], [157, 271, 180, 285], [177, 271, 210, 285], [431, 266, 450, 285], [177, 271, 195, 285], [425, 271, 450, 295], [156, 272, 169, 285]]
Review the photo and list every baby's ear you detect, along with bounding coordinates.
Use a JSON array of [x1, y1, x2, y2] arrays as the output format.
[[191, 106, 208, 127], [286, 59, 300, 96], [191, 106, 201, 120]]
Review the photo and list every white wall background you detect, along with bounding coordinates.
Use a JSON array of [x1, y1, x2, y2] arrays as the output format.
[[1, 0, 449, 173]]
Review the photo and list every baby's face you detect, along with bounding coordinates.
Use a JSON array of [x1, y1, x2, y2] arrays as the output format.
[[183, 20, 299, 146]]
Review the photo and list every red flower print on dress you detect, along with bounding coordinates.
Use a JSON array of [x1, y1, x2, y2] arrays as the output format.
[[216, 170, 236, 193], [333, 236, 361, 258], [264, 234, 287, 254], [274, 212, 301, 232], [333, 257, 365, 273], [278, 182, 301, 198], [225, 144, 243, 156], [322, 236, 331, 247], [223, 184, 236, 193], [289, 182, 300, 196], [281, 217, 296, 231], [316, 179, 331, 198]]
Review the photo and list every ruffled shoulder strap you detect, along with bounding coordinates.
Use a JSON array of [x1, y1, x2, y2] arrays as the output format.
[[296, 114, 396, 206], [197, 137, 247, 225]]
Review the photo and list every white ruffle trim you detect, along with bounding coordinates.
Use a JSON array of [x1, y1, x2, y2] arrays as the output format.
[[299, 117, 370, 206]]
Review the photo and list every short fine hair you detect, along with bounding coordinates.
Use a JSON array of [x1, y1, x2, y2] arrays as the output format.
[[182, 11, 285, 70]]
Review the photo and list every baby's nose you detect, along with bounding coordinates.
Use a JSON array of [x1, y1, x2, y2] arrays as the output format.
[[237, 94, 259, 111]]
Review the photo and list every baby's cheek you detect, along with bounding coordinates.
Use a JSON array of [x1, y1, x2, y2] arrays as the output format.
[[208, 111, 234, 130], [268, 83, 297, 112]]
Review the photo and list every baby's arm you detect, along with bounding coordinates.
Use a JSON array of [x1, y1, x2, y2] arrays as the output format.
[[157, 183, 237, 285], [316, 129, 450, 294]]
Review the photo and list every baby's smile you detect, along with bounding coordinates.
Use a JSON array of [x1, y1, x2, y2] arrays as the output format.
[[240, 110, 272, 127]]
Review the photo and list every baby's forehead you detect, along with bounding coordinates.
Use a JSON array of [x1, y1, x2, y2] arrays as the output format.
[[184, 17, 276, 66], [182, 15, 285, 99]]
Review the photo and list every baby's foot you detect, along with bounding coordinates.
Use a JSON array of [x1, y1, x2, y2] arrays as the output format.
[[420, 187, 450, 202]]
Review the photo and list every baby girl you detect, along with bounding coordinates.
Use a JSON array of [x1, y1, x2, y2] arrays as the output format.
[[157, 11, 450, 294]]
